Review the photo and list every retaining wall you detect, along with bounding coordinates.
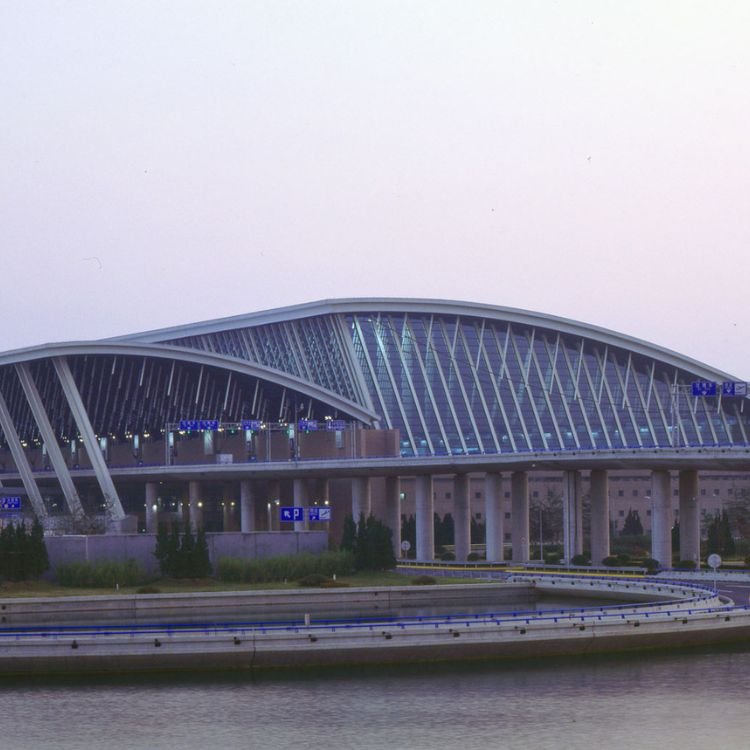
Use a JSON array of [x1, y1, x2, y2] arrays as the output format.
[[45, 531, 328, 576]]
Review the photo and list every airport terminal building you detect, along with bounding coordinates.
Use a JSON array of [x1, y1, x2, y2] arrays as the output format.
[[1, 298, 748, 568]]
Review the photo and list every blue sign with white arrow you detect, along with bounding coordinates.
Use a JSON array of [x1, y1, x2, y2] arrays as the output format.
[[280, 506, 304, 522]]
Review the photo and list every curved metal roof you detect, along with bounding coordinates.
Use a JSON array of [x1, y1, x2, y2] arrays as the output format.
[[107, 297, 741, 383]]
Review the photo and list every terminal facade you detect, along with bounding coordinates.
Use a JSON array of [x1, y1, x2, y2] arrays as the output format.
[[0, 298, 748, 568]]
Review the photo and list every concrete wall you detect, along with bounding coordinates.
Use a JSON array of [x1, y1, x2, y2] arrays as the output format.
[[45, 531, 329, 577]]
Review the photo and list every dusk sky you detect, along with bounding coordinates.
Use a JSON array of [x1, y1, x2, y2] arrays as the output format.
[[2, 2, 749, 377]]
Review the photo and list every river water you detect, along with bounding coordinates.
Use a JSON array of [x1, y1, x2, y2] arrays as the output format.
[[1, 647, 748, 749]]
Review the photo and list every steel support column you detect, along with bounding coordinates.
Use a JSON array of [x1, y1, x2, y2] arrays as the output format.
[[52, 357, 125, 523], [0, 389, 48, 523], [15, 362, 86, 521]]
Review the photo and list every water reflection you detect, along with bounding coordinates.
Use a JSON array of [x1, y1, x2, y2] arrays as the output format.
[[2, 647, 748, 750]]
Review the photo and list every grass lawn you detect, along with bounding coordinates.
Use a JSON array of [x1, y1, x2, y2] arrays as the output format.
[[0, 570, 484, 598]]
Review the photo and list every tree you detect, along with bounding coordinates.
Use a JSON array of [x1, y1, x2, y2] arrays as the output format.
[[340, 514, 357, 552], [0, 520, 49, 581], [352, 514, 395, 571], [193, 528, 213, 578], [28, 518, 50, 578], [621, 509, 644, 536], [706, 510, 736, 558], [401, 514, 416, 552], [154, 523, 171, 575]]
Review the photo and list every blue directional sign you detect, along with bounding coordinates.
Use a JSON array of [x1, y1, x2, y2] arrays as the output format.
[[692, 381, 717, 397], [307, 507, 331, 522], [0, 497, 21, 511], [280, 506, 304, 522], [298, 419, 318, 432], [241, 420, 262, 431], [326, 420, 346, 431], [722, 381, 748, 397], [179, 419, 220, 431]]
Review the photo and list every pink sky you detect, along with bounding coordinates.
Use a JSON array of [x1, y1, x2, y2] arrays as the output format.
[[2, 1, 749, 376]]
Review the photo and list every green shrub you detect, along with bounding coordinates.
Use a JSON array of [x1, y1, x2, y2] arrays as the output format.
[[440, 551, 456, 561], [56, 559, 147, 588], [676, 559, 697, 570], [298, 573, 329, 587], [545, 552, 562, 565], [412, 575, 437, 585], [136, 585, 161, 594], [216, 550, 355, 585], [601, 556, 620, 567], [466, 552, 482, 562], [642, 558, 660, 573], [570, 554, 589, 566]]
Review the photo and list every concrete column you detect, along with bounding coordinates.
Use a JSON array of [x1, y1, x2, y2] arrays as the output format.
[[563, 470, 583, 561], [240, 479, 255, 532], [222, 496, 235, 532], [293, 478, 309, 531], [384, 475, 402, 556], [145, 482, 158, 533], [651, 470, 672, 569], [454, 473, 471, 561], [589, 469, 610, 565], [511, 471, 529, 563], [679, 470, 700, 566], [415, 475, 434, 562], [484, 473, 504, 562], [351, 477, 372, 522], [188, 480, 203, 532], [267, 479, 280, 531]]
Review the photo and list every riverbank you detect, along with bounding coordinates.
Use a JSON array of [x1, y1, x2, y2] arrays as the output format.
[[1, 575, 745, 676]]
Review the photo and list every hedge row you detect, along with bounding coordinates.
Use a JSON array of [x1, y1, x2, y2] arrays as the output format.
[[217, 550, 355, 584], [56, 559, 148, 588]]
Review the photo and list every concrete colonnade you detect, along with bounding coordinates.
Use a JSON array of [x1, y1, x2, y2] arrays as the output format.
[[511, 471, 529, 563], [414, 475, 434, 562], [589, 469, 610, 566], [650, 470, 672, 567], [484, 472, 503, 562]]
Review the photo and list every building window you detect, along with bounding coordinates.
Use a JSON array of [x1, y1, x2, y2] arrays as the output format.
[[475, 492, 482, 499], [532, 491, 539, 498], [632, 490, 638, 497], [476, 512, 482, 520], [646, 510, 652, 517], [505, 512, 511, 519], [445, 492, 452, 499], [618, 490, 624, 497], [504, 492, 511, 498], [618, 510, 625, 517], [504, 533, 512, 542]]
